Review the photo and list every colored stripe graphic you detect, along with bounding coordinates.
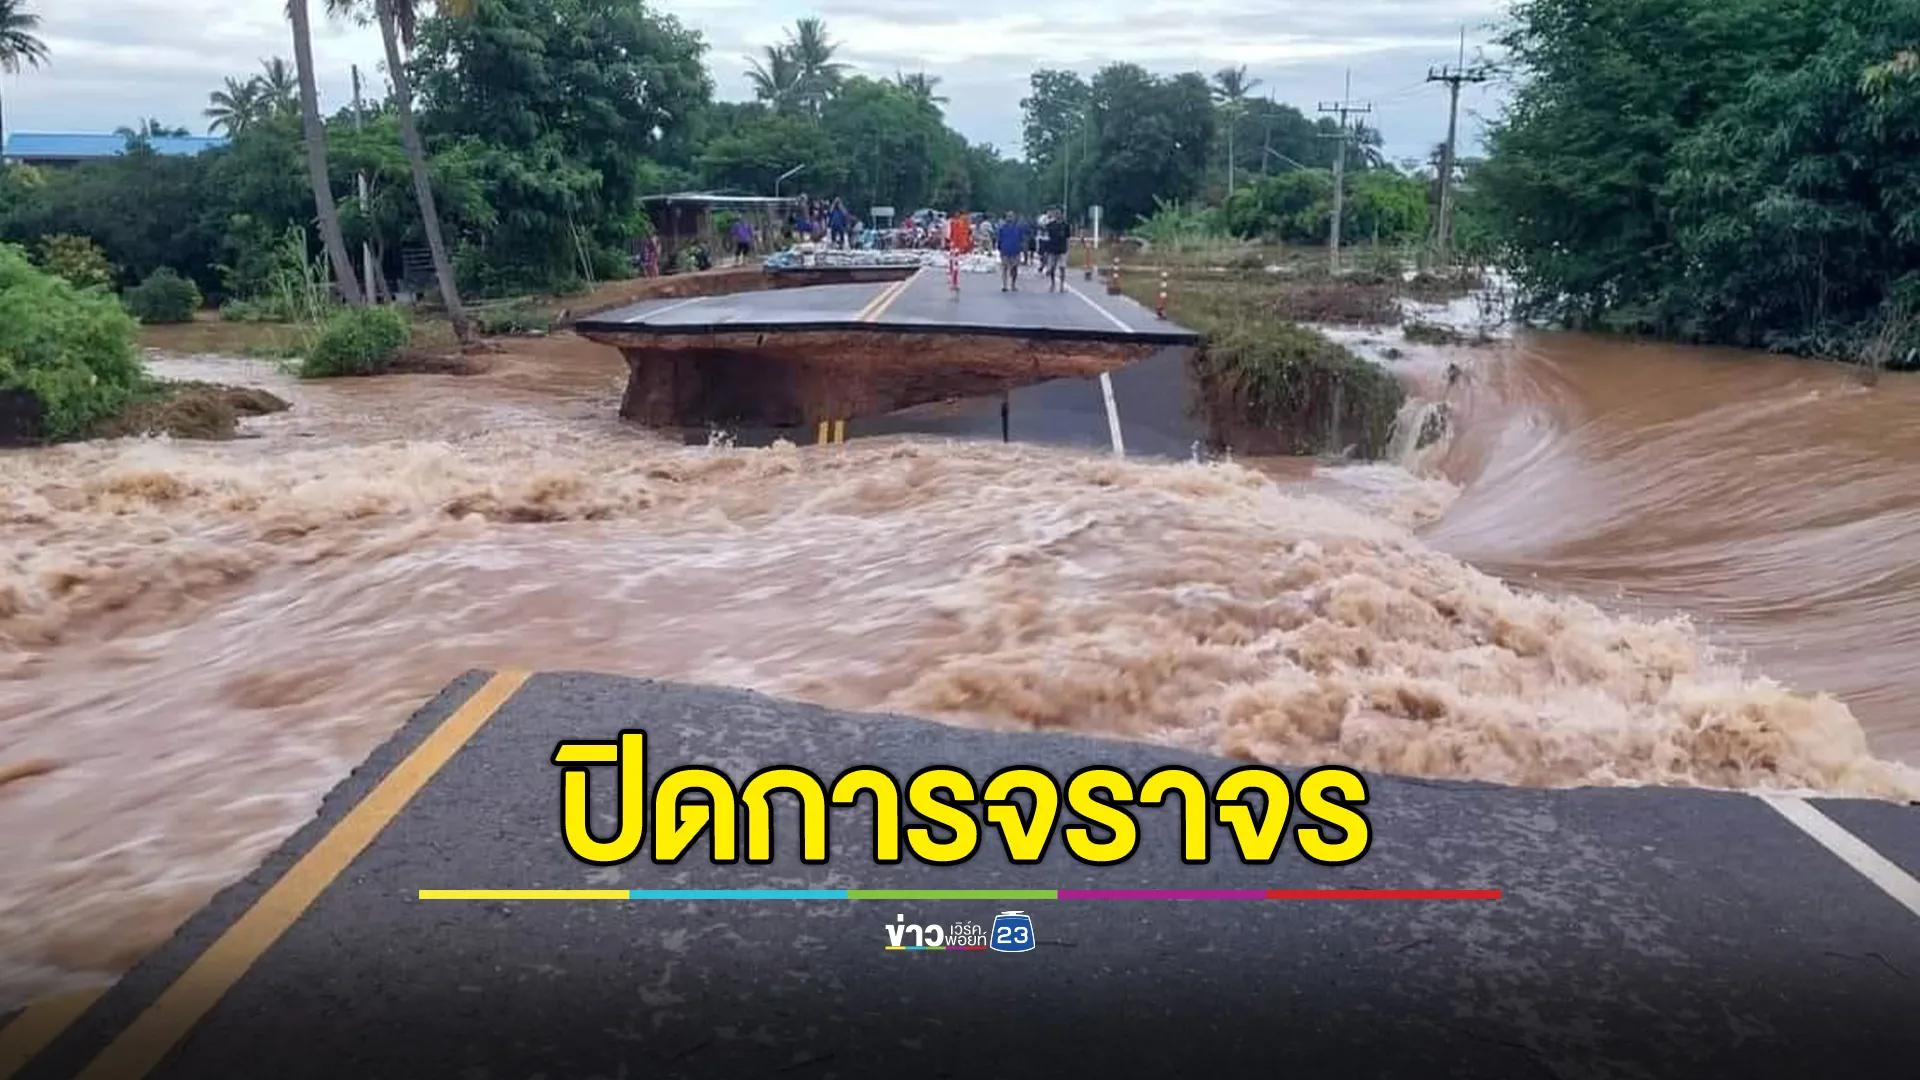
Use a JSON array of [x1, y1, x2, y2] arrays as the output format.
[[419, 888, 1501, 901]]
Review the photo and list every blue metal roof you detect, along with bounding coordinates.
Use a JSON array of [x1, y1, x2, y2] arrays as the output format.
[[2, 131, 229, 160]]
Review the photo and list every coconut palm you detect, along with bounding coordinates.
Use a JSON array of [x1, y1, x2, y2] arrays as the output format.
[[205, 76, 267, 135], [746, 45, 801, 112], [784, 17, 845, 115], [115, 118, 190, 148], [895, 71, 945, 107], [1210, 65, 1260, 105], [287, 0, 366, 305], [257, 57, 300, 118], [1212, 65, 1263, 198], [0, 0, 50, 151], [333, 0, 472, 341]]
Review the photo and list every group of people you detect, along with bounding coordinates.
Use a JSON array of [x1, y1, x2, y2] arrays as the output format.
[[768, 195, 1083, 292], [952, 208, 1076, 292], [787, 196, 859, 249]]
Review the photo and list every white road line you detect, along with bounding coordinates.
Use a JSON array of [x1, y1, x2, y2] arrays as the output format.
[[1062, 282, 1137, 335], [640, 295, 709, 322], [1758, 794, 1920, 919], [1055, 284, 1131, 458], [1098, 373, 1126, 459]]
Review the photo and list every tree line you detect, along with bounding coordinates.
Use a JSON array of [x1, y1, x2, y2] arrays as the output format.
[[0, 0, 1446, 323], [1470, 0, 1920, 367]]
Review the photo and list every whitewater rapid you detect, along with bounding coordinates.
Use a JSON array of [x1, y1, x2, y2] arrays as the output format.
[[1, 335, 1916, 1009]]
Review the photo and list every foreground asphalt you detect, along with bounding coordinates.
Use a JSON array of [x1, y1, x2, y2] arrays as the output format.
[[5, 671, 1918, 1080]]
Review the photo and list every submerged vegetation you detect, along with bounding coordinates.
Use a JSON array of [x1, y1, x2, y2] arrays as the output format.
[[0, 243, 286, 443], [1115, 262, 1410, 458], [0, 243, 143, 442]]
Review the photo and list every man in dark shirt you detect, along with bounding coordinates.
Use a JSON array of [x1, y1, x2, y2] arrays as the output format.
[[996, 211, 1027, 291], [1040, 209, 1074, 292]]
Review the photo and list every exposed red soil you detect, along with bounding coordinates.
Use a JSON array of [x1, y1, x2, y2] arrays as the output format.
[[594, 330, 1163, 427]]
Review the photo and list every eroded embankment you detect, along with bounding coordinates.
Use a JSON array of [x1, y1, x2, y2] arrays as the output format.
[[1114, 266, 1426, 459], [600, 329, 1167, 428]]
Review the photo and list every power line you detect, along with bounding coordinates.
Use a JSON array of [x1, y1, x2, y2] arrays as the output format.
[[1317, 69, 1371, 275], [1427, 29, 1492, 264]]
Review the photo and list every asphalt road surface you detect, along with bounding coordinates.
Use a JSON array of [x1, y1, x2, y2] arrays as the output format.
[[6, 671, 1918, 1080], [573, 267, 1198, 344]]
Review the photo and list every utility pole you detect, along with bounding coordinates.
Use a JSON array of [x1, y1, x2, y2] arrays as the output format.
[[1224, 103, 1235, 199], [1063, 122, 1071, 215], [1428, 30, 1490, 265], [1317, 70, 1371, 275], [351, 65, 379, 302]]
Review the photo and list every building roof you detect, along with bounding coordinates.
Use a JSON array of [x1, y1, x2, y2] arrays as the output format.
[[2, 131, 229, 160]]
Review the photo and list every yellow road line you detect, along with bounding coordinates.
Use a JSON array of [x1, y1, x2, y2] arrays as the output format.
[[860, 271, 919, 323], [420, 890, 629, 901], [816, 420, 831, 445], [0, 988, 107, 1080], [852, 279, 902, 321], [832, 419, 846, 444], [73, 670, 532, 1080]]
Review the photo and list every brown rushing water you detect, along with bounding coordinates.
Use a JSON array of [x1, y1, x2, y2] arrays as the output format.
[[3, 326, 1918, 1008]]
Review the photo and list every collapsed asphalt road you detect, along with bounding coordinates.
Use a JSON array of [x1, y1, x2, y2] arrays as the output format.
[[5, 670, 1918, 1080]]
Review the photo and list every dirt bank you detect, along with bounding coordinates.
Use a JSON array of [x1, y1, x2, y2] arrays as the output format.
[[1112, 271, 1410, 458]]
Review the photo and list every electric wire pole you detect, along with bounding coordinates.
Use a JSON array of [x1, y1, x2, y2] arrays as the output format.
[[1428, 31, 1490, 265], [1317, 70, 1371, 275], [350, 65, 379, 302]]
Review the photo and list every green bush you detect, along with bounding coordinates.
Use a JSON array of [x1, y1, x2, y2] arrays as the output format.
[[1197, 319, 1404, 456], [35, 234, 115, 291], [301, 305, 411, 378], [218, 298, 277, 323], [0, 243, 144, 441], [122, 267, 202, 324], [471, 300, 551, 335]]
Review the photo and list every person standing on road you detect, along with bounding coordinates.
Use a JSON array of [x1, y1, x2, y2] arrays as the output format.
[[827, 199, 851, 249], [1040, 208, 1073, 291], [947, 210, 974, 294], [997, 211, 1028, 291]]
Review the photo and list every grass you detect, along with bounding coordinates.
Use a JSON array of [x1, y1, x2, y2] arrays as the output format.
[[1113, 262, 1408, 458], [138, 309, 462, 366]]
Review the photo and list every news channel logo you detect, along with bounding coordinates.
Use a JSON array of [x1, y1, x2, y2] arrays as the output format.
[[884, 911, 1036, 952]]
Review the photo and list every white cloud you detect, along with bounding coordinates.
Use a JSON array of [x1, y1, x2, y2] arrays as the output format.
[[1, 0, 1509, 162]]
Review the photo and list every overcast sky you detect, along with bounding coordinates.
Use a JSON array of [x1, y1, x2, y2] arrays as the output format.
[[4, 0, 1511, 166]]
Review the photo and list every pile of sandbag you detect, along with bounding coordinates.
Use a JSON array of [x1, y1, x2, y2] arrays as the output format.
[[914, 250, 1002, 274], [763, 245, 927, 270]]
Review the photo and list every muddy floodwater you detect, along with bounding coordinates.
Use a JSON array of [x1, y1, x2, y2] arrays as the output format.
[[3, 323, 1919, 1007]]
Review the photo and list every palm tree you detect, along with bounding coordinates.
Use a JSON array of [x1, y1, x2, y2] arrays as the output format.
[[0, 0, 49, 152], [257, 57, 300, 118], [895, 71, 946, 107], [746, 45, 801, 112], [286, 0, 366, 305], [340, 0, 471, 342], [115, 118, 190, 148], [206, 76, 266, 135], [1211, 65, 1263, 198], [784, 17, 845, 115], [1210, 65, 1260, 105]]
